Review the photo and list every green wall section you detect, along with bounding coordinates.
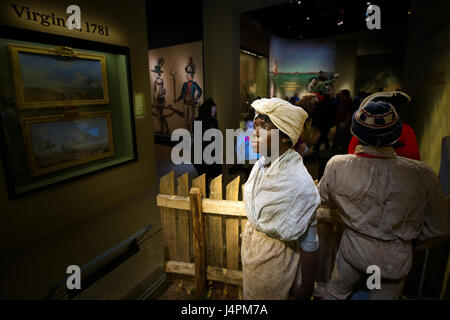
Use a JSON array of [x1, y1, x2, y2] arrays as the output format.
[[404, 0, 450, 173]]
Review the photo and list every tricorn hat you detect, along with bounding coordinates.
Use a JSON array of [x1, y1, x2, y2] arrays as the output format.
[[151, 57, 164, 75]]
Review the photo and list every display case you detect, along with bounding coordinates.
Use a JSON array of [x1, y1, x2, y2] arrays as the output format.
[[0, 26, 137, 198]]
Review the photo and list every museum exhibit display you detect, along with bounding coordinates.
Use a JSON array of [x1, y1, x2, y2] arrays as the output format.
[[0, 26, 137, 198], [149, 41, 204, 135]]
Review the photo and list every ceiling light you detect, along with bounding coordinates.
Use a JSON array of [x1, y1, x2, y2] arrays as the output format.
[[306, 16, 310, 20], [298, 1, 302, 4]]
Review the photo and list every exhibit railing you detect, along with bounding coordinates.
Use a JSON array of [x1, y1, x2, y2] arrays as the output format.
[[46, 224, 152, 300]]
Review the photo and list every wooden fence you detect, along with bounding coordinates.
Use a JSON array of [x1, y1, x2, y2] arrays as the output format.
[[156, 171, 342, 297]]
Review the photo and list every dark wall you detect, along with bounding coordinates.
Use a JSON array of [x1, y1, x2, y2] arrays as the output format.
[[147, 0, 203, 49], [240, 15, 270, 56]]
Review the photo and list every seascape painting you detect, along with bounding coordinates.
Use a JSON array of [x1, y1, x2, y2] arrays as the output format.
[[23, 112, 114, 176], [9, 44, 109, 108]]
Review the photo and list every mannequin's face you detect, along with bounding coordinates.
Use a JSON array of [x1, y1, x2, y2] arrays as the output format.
[[252, 117, 275, 154]]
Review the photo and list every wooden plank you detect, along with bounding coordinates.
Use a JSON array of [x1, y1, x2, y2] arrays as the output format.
[[165, 260, 243, 286], [225, 176, 240, 270], [209, 174, 223, 200], [190, 187, 207, 298], [160, 171, 177, 261], [208, 175, 223, 267], [157, 195, 246, 217], [226, 176, 240, 201], [176, 173, 190, 263], [158, 195, 338, 223], [192, 174, 206, 198], [157, 195, 190, 210], [204, 200, 245, 217]]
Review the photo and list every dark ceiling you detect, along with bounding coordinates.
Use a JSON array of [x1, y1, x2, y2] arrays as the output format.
[[244, 0, 412, 39], [147, 0, 203, 49], [146, 0, 413, 49]]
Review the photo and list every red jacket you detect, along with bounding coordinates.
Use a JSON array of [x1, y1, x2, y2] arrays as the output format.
[[348, 123, 421, 161]]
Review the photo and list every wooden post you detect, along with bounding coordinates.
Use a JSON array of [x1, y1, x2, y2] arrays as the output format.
[[190, 187, 207, 298]]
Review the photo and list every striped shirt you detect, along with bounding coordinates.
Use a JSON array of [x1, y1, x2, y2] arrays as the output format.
[[244, 148, 321, 241]]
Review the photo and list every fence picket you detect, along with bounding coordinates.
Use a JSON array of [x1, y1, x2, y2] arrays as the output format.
[[192, 174, 206, 198], [208, 174, 224, 267], [176, 173, 190, 262], [225, 176, 240, 270], [160, 171, 177, 261]]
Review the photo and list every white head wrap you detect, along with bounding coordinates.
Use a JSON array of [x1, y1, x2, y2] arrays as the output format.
[[251, 97, 308, 144]]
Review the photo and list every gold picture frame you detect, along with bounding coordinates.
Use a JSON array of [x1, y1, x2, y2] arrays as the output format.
[[9, 44, 110, 108], [22, 111, 114, 176]]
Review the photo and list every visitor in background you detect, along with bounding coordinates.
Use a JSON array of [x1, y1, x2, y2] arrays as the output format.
[[334, 89, 353, 152], [242, 98, 320, 300], [192, 98, 222, 182], [319, 100, 449, 300], [233, 108, 260, 180], [353, 91, 368, 111], [296, 92, 319, 118], [289, 92, 300, 105], [348, 91, 421, 160], [313, 92, 336, 151]]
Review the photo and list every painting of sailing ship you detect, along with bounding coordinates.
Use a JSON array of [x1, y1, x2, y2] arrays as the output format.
[[22, 112, 114, 176]]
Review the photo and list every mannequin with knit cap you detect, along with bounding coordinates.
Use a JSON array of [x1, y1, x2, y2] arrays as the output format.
[[319, 100, 449, 300]]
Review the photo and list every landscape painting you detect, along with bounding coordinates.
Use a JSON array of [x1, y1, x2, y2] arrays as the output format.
[[22, 112, 114, 176], [9, 44, 109, 108]]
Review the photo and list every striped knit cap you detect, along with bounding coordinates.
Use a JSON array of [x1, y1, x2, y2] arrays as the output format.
[[351, 101, 403, 147]]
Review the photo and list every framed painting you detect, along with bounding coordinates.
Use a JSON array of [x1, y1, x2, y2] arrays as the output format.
[[8, 44, 110, 108], [21, 111, 114, 176]]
